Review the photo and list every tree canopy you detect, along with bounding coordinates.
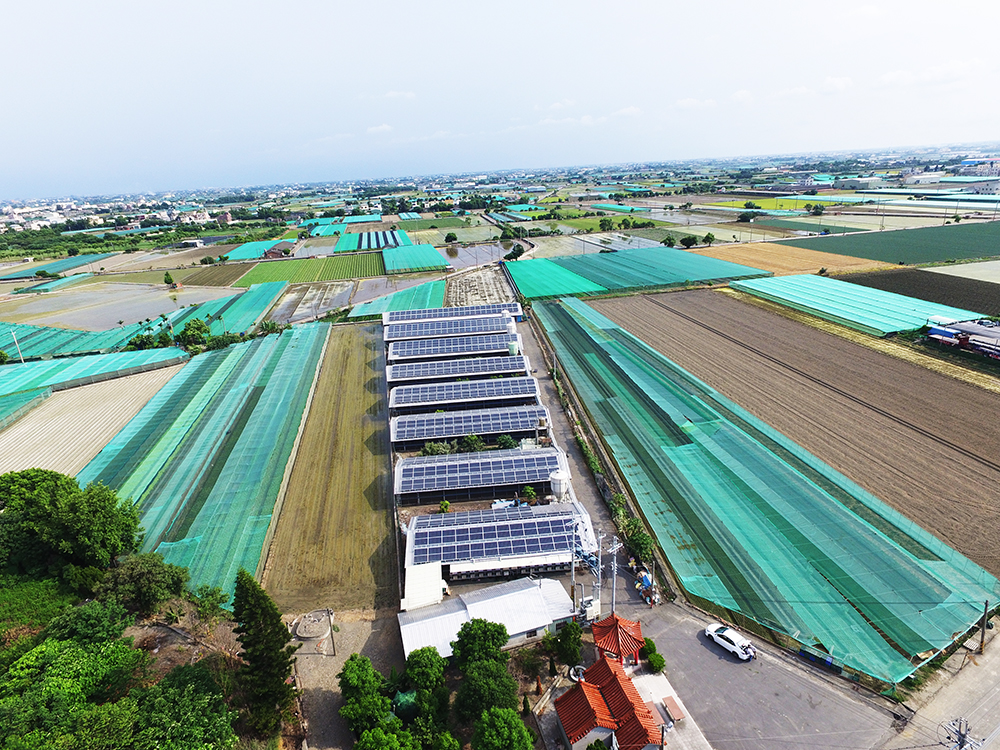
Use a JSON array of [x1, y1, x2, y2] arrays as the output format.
[[472, 706, 533, 750], [97, 552, 189, 617], [454, 659, 519, 722], [451, 619, 508, 671], [406, 647, 446, 692], [0, 470, 139, 582]]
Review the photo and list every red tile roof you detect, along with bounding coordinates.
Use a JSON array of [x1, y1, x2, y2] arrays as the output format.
[[592, 612, 645, 659], [555, 656, 661, 749]]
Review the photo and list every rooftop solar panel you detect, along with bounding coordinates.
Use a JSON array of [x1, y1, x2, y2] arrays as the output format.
[[384, 303, 521, 324], [391, 405, 549, 442], [386, 355, 530, 383], [384, 317, 511, 341], [388, 334, 520, 361], [389, 377, 539, 409], [395, 447, 563, 494], [409, 503, 576, 565]]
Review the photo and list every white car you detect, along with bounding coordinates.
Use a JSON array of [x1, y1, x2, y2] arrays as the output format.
[[704, 623, 756, 661]]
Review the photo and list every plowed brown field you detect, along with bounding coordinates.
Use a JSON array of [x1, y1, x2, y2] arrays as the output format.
[[262, 324, 396, 613], [590, 290, 1000, 576], [691, 242, 892, 275]]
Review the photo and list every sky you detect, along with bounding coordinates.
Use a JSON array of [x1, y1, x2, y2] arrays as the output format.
[[3, 0, 1000, 200]]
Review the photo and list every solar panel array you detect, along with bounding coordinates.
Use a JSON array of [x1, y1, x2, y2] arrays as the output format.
[[391, 405, 549, 442], [384, 317, 510, 341], [390, 377, 538, 408], [388, 334, 520, 361], [396, 448, 562, 494], [384, 303, 521, 324], [386, 355, 529, 383], [410, 504, 575, 564]]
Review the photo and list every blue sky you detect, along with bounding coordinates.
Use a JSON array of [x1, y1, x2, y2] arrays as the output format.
[[3, 0, 999, 199]]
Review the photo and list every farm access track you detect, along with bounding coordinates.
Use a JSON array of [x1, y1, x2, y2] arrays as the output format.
[[642, 294, 1000, 476]]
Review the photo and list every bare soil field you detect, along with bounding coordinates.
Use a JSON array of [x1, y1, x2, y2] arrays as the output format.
[[691, 242, 894, 275], [351, 273, 441, 305], [268, 281, 353, 324], [0, 365, 183, 475], [590, 290, 1000, 576], [262, 324, 396, 613], [445, 265, 515, 306], [408, 226, 497, 246], [112, 245, 231, 271], [838, 268, 1000, 316], [0, 282, 237, 330], [181, 263, 257, 287], [437, 242, 507, 269]]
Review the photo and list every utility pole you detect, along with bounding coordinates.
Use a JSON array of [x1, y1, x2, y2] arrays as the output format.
[[9, 328, 24, 364], [594, 531, 605, 611], [980, 600, 990, 655], [610, 536, 623, 614], [940, 717, 983, 749], [571, 521, 577, 610]]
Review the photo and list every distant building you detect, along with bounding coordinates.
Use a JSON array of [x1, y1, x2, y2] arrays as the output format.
[[217, 211, 233, 225], [834, 177, 883, 190]]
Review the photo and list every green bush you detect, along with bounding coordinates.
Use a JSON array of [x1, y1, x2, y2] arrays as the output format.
[[648, 652, 666, 672]]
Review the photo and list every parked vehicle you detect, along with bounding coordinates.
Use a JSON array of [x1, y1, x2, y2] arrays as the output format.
[[704, 623, 756, 661]]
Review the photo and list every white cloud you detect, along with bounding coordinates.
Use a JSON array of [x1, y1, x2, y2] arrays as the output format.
[[612, 106, 641, 117], [367, 123, 392, 133], [384, 90, 415, 99], [823, 76, 853, 92], [676, 97, 716, 110], [732, 89, 753, 104], [539, 114, 607, 127]]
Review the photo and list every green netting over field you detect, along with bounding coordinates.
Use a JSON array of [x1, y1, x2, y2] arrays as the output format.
[[0, 253, 119, 281], [348, 280, 446, 318], [382, 244, 450, 273], [311, 223, 347, 237], [503, 259, 608, 299], [548, 246, 769, 292], [730, 274, 983, 336], [535, 297, 1000, 684], [77, 323, 330, 598], [0, 321, 156, 360], [0, 387, 50, 431], [171, 282, 287, 335], [755, 217, 865, 234], [591, 204, 649, 213], [0, 348, 188, 397], [775, 221, 1000, 264], [13, 273, 93, 294], [233, 255, 385, 286]]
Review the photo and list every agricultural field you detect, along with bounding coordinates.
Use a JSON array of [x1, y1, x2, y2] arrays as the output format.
[[397, 216, 474, 231], [233, 254, 385, 286], [526, 234, 603, 258], [590, 290, 1000, 578], [923, 258, 1000, 285], [182, 263, 257, 286], [750, 217, 866, 235], [0, 365, 183, 475], [408, 226, 498, 246], [91, 268, 199, 286], [838, 268, 1000, 316], [776, 221, 1000, 264], [444, 265, 515, 306], [267, 281, 353, 324], [709, 195, 856, 211], [0, 281, 237, 330], [437, 242, 507, 269], [352, 273, 443, 305], [262, 324, 396, 613], [693, 242, 894, 275], [110, 245, 230, 271]]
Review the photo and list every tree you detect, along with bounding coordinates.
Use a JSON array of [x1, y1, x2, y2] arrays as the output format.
[[439, 500, 450, 514], [0, 469, 140, 580], [444, 232, 458, 243], [43, 600, 134, 645], [496, 434, 517, 450], [660, 235, 676, 248], [648, 652, 666, 672], [338, 653, 384, 701], [406, 647, 446, 691], [355, 726, 417, 750], [177, 318, 210, 347], [703, 232, 716, 246], [455, 660, 519, 721], [134, 664, 237, 750], [626, 530, 654, 563], [679, 235, 698, 249], [472, 707, 532, 750], [556, 621, 582, 665], [458, 434, 486, 453], [232, 568, 300, 736], [522, 485, 537, 501], [98, 552, 189, 617], [451, 619, 509, 671], [163, 271, 174, 285], [811, 204, 825, 216], [0, 350, 8, 365], [598, 217, 615, 232]]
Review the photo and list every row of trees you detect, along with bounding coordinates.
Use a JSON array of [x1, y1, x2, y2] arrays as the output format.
[[0, 468, 299, 746]]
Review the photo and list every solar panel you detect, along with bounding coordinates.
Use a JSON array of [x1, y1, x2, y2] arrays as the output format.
[[386, 356, 529, 383], [389, 377, 539, 408], [391, 405, 549, 442], [388, 334, 520, 361], [395, 448, 562, 494], [409, 504, 576, 565], [384, 317, 510, 341], [384, 303, 521, 324]]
